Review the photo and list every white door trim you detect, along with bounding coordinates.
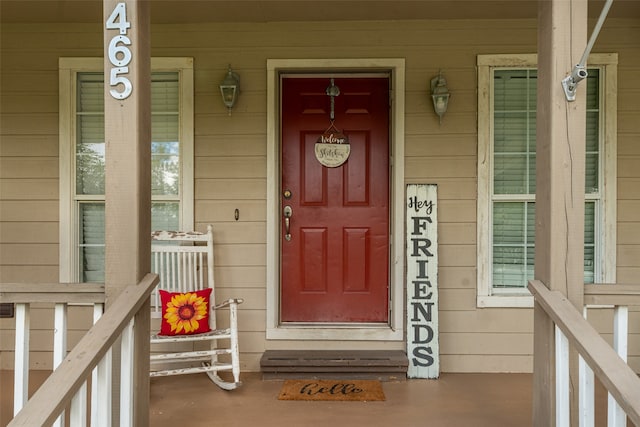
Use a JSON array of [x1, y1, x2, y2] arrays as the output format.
[[266, 58, 405, 341]]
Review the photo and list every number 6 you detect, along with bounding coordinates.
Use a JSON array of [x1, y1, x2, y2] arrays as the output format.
[[108, 35, 132, 67]]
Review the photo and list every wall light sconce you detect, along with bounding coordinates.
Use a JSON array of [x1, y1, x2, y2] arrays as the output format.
[[219, 65, 240, 115], [430, 71, 450, 124]]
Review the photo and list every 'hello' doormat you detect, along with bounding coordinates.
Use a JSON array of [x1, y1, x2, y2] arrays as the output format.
[[277, 379, 385, 401]]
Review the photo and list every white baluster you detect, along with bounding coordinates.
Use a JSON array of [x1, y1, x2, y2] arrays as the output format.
[[120, 318, 135, 427], [579, 307, 595, 427], [70, 382, 88, 427], [608, 306, 628, 427], [94, 349, 112, 427], [53, 303, 68, 427], [91, 303, 104, 426], [556, 325, 570, 427], [13, 303, 30, 416]]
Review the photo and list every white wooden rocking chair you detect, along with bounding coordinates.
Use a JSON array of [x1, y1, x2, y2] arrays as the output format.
[[149, 224, 243, 390]]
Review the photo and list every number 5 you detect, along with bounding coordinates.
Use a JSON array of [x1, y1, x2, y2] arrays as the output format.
[[110, 67, 132, 99]]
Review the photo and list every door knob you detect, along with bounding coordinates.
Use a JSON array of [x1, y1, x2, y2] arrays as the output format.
[[283, 205, 293, 241]]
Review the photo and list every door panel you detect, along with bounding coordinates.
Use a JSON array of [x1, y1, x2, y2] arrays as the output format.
[[281, 76, 389, 323]]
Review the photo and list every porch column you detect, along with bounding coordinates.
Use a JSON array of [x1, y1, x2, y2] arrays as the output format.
[[103, 0, 151, 425], [534, 0, 587, 426]]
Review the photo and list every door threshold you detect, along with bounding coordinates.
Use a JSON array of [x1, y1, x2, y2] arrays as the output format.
[[280, 322, 389, 328], [267, 324, 403, 341], [260, 350, 408, 381]]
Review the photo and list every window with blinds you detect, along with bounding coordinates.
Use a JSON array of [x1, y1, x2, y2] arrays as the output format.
[[491, 68, 601, 292], [75, 72, 181, 282]]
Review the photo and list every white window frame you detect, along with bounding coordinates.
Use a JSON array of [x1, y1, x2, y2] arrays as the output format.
[[477, 53, 617, 308], [59, 57, 194, 282]]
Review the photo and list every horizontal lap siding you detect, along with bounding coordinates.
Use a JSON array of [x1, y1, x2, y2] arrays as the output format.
[[606, 14, 640, 302], [189, 17, 519, 372], [593, 18, 640, 374], [0, 59, 61, 286], [1, 18, 638, 373], [0, 23, 102, 368]]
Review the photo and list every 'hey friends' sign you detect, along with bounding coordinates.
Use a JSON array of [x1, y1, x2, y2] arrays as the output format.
[[406, 184, 439, 379]]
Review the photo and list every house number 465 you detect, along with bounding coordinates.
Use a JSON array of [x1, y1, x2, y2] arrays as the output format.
[[106, 2, 132, 100]]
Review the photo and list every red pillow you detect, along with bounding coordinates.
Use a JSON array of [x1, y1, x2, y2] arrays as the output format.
[[159, 288, 212, 336]]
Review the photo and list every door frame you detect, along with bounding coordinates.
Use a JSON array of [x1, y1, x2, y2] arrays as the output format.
[[266, 58, 405, 341]]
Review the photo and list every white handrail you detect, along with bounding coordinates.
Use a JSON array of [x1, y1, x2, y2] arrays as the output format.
[[529, 280, 640, 426], [5, 274, 158, 427], [0, 283, 107, 418]]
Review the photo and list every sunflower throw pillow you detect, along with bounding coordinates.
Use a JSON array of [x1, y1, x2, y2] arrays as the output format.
[[159, 288, 212, 336]]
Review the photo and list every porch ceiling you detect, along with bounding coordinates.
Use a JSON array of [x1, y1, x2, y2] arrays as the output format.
[[2, 0, 639, 24]]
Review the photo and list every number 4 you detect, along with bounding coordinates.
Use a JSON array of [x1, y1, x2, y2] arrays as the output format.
[[106, 2, 131, 35]]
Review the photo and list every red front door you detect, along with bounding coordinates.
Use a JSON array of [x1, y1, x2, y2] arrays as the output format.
[[280, 76, 390, 323]]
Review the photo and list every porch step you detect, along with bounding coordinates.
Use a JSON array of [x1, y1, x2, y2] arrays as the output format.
[[260, 350, 408, 381]]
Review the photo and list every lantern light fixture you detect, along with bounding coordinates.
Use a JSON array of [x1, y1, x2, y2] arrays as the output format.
[[219, 65, 240, 115], [430, 71, 450, 124]]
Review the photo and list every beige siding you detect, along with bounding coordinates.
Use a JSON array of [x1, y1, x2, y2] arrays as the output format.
[[609, 18, 640, 373], [1, 17, 638, 374]]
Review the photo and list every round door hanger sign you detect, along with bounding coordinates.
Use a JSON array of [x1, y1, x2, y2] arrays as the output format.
[[315, 132, 350, 167]]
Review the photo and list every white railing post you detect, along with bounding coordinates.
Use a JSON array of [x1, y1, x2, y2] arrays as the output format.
[[13, 303, 30, 416], [53, 303, 68, 427], [556, 325, 570, 427], [579, 307, 595, 427], [120, 318, 135, 427], [608, 305, 628, 427]]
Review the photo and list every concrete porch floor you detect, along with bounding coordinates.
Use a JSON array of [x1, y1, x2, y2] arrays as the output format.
[[2, 370, 622, 426], [150, 372, 534, 427]]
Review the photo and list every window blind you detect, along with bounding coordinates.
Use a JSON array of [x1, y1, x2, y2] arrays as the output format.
[[76, 72, 181, 282], [492, 69, 599, 290]]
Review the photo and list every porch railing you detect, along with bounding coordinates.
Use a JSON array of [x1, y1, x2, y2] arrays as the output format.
[[2, 273, 158, 427], [528, 280, 640, 427]]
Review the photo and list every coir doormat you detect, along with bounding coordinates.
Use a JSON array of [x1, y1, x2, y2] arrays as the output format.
[[278, 379, 385, 401]]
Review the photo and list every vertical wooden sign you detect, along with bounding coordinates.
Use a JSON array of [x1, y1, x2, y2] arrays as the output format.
[[406, 184, 439, 379]]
